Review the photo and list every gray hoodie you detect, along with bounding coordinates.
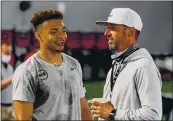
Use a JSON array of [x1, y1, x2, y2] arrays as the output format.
[[103, 48, 162, 120]]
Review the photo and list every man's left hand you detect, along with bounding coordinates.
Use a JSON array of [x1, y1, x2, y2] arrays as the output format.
[[88, 100, 113, 119]]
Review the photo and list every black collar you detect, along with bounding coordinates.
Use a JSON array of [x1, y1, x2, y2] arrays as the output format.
[[2, 62, 8, 69], [112, 44, 139, 62]]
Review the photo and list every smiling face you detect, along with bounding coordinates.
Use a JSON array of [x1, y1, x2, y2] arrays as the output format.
[[35, 19, 67, 52], [104, 23, 136, 52]]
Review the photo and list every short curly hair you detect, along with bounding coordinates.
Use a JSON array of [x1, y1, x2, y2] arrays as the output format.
[[30, 9, 64, 29]]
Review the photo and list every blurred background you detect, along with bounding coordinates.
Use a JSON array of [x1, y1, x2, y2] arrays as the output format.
[[1, 1, 172, 120]]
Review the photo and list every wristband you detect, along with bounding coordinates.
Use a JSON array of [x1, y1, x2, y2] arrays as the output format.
[[109, 108, 117, 120]]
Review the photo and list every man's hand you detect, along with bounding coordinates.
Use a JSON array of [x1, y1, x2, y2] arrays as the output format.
[[88, 100, 113, 119], [1, 77, 12, 88], [80, 97, 94, 120]]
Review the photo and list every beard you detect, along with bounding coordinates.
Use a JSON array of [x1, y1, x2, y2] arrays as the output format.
[[108, 38, 119, 51], [109, 44, 119, 55], [109, 44, 117, 50]]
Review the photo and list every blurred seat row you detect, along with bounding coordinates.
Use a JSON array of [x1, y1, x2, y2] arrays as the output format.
[[1, 29, 172, 82], [1, 30, 108, 50]]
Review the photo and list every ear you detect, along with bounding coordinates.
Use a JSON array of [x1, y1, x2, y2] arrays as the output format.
[[123, 27, 130, 37], [127, 27, 135, 37], [128, 27, 137, 42], [35, 32, 43, 42]]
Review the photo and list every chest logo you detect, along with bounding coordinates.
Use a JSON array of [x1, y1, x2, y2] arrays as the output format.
[[70, 67, 76, 70], [38, 70, 48, 80]]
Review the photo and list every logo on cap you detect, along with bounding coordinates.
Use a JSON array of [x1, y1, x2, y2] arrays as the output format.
[[109, 14, 113, 17]]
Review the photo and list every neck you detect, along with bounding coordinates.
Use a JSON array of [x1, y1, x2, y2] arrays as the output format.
[[117, 41, 136, 52], [38, 48, 63, 65]]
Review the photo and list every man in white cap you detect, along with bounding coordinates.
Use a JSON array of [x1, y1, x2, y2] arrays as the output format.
[[88, 8, 162, 120]]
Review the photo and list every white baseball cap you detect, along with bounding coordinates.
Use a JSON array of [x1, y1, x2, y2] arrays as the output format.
[[96, 8, 143, 31]]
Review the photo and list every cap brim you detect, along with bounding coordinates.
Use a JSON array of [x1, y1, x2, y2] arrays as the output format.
[[95, 20, 109, 26], [95, 20, 117, 26]]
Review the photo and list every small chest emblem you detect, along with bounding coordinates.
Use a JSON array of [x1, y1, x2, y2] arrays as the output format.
[[38, 70, 48, 80]]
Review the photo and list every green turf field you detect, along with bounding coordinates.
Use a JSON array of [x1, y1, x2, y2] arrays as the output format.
[[84, 81, 104, 100], [84, 80, 173, 100], [162, 80, 173, 93]]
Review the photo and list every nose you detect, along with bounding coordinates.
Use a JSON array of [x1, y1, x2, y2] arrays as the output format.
[[104, 29, 111, 38], [58, 33, 67, 41]]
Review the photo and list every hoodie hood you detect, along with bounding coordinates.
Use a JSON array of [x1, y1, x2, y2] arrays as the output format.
[[123, 48, 153, 63]]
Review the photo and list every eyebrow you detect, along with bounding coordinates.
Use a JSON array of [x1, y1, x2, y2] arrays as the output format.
[[49, 26, 66, 31], [49, 28, 59, 31]]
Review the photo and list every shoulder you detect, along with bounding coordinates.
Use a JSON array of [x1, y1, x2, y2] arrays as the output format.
[[134, 58, 160, 79], [4, 63, 14, 72], [126, 51, 159, 76], [131, 48, 156, 69], [13, 54, 38, 75], [62, 53, 80, 66], [8, 64, 14, 74], [136, 58, 156, 69], [62, 53, 82, 75], [12, 54, 40, 85]]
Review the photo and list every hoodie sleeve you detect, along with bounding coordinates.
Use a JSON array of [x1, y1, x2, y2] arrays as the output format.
[[114, 60, 162, 120]]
